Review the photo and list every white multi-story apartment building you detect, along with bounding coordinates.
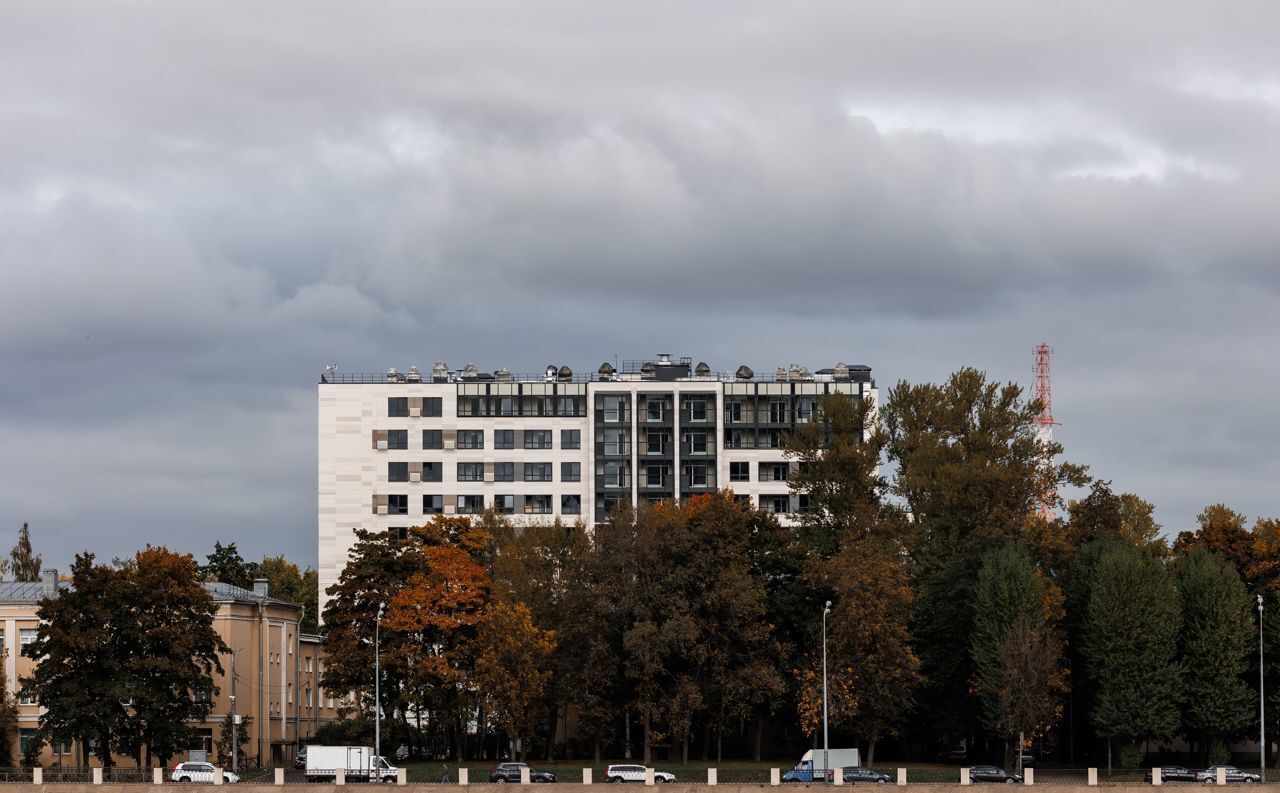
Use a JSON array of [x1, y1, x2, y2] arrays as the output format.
[[318, 354, 875, 611]]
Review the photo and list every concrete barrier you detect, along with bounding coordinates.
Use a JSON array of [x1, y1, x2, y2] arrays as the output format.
[[398, 768, 408, 786], [897, 769, 907, 786], [520, 768, 530, 785], [1088, 768, 1098, 786], [583, 769, 593, 785], [156, 768, 166, 785], [771, 768, 780, 786], [459, 768, 469, 786], [0, 783, 1213, 793], [708, 769, 718, 786], [645, 768, 655, 786], [1023, 769, 1033, 785], [275, 769, 285, 785], [336, 769, 346, 786], [31, 769, 41, 785], [960, 768, 970, 786], [92, 768, 103, 785], [1152, 768, 1161, 786], [1216, 768, 1226, 786], [214, 768, 224, 786]]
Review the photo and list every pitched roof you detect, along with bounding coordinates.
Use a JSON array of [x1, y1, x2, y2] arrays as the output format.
[[0, 580, 57, 603], [0, 580, 298, 609]]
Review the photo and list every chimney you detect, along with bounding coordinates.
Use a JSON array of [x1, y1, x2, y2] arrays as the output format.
[[42, 569, 59, 594], [252, 578, 269, 598]]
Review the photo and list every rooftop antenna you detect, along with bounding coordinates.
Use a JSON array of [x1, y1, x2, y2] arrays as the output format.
[[1033, 344, 1060, 520], [324, 363, 337, 382]]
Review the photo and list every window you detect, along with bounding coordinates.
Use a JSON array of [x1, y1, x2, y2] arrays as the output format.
[[422, 461, 442, 482], [760, 429, 783, 449], [494, 396, 517, 416], [388, 397, 409, 417], [561, 429, 581, 449], [422, 429, 443, 450], [524, 463, 553, 482], [494, 462, 516, 482], [389, 526, 409, 542], [602, 395, 626, 422], [18, 686, 34, 706], [19, 729, 38, 755], [424, 495, 443, 514], [602, 460, 628, 488], [686, 399, 708, 422], [761, 462, 789, 482], [524, 430, 552, 449], [458, 462, 484, 482], [769, 399, 788, 424], [494, 429, 515, 449], [388, 462, 409, 482], [20, 629, 36, 646], [646, 464, 670, 488], [795, 398, 818, 424], [646, 400, 666, 421], [603, 428, 629, 455], [457, 495, 484, 514], [724, 400, 743, 423], [524, 495, 553, 514], [798, 493, 812, 512], [561, 494, 581, 515], [761, 494, 790, 514], [561, 462, 581, 482], [387, 495, 408, 515], [684, 464, 709, 486], [730, 462, 750, 482], [557, 395, 584, 416], [457, 430, 484, 449], [645, 431, 668, 455], [423, 397, 443, 417], [387, 430, 408, 450], [495, 495, 516, 514], [306, 688, 313, 707], [52, 739, 71, 756], [196, 728, 214, 754], [684, 431, 708, 454], [725, 429, 753, 449]]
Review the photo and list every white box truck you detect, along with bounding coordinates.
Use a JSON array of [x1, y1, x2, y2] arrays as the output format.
[[782, 748, 862, 783], [304, 745, 398, 783]]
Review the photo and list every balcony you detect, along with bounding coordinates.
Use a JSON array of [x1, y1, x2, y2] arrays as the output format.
[[595, 475, 631, 490], [681, 474, 718, 490], [594, 409, 630, 425], [680, 441, 714, 456], [639, 442, 671, 457], [639, 476, 673, 490], [597, 442, 631, 456]]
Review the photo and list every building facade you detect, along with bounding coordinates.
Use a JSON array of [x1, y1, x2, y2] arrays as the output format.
[[0, 573, 339, 768], [318, 354, 875, 614]]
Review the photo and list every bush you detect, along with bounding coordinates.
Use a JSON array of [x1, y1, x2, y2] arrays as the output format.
[[1117, 742, 1145, 769], [1208, 740, 1232, 766]]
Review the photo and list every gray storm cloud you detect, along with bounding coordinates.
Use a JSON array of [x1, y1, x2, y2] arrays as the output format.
[[1, 0, 1278, 566]]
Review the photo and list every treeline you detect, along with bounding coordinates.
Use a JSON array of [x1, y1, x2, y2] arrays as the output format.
[[319, 367, 1280, 768]]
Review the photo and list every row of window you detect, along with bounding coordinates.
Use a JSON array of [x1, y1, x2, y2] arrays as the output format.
[[387, 494, 582, 515], [729, 461, 792, 482], [377, 429, 581, 451], [389, 462, 581, 482], [0, 628, 38, 647], [388, 397, 443, 417], [458, 395, 588, 418]]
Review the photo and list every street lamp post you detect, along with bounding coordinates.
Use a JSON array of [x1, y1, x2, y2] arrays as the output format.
[[823, 600, 832, 784], [375, 602, 385, 767], [1259, 595, 1266, 783], [229, 648, 243, 773]]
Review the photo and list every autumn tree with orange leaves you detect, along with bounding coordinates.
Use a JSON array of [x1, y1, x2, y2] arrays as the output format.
[[473, 601, 556, 761], [321, 517, 491, 761]]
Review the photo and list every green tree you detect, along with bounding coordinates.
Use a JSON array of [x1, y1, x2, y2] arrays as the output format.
[[1174, 548, 1253, 755], [881, 368, 1087, 739], [971, 544, 1065, 765], [1084, 542, 1182, 764], [200, 542, 259, 589], [783, 394, 887, 556], [258, 555, 319, 634], [0, 655, 17, 766], [23, 553, 130, 766], [215, 713, 252, 770], [473, 601, 556, 761], [9, 523, 41, 581]]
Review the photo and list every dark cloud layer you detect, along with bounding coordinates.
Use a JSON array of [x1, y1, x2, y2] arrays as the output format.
[[2, 1, 1279, 568]]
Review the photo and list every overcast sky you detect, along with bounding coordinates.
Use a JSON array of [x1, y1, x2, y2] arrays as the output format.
[[2, 1, 1278, 572]]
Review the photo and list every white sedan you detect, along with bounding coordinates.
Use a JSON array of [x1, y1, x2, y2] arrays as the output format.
[[171, 762, 240, 784]]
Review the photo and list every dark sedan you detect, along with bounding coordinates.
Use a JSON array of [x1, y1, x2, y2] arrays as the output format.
[[969, 766, 1022, 784], [842, 767, 892, 784], [489, 763, 556, 783], [1144, 766, 1195, 783]]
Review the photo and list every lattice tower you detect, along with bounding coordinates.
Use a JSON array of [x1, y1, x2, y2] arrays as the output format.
[[1034, 344, 1060, 520]]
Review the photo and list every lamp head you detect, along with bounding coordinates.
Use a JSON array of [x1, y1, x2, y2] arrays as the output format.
[[824, 600, 832, 614]]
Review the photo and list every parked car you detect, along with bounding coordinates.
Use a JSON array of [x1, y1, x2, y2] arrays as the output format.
[[1196, 766, 1261, 784], [605, 764, 676, 783], [171, 762, 240, 784], [490, 763, 557, 783], [842, 767, 892, 784], [295, 746, 307, 770], [1143, 766, 1195, 783], [968, 765, 1022, 784], [944, 745, 968, 762]]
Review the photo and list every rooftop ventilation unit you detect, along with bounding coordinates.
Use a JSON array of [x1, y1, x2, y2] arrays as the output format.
[[657, 353, 672, 364], [695, 361, 711, 377], [834, 362, 850, 380], [598, 362, 616, 380], [432, 362, 449, 383], [386, 368, 404, 383], [495, 368, 513, 382], [558, 365, 573, 381], [736, 365, 754, 380], [461, 362, 478, 380], [776, 366, 787, 381], [545, 365, 558, 382], [406, 366, 422, 382]]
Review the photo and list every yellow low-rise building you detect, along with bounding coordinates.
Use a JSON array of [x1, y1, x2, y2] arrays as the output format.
[[0, 571, 338, 768]]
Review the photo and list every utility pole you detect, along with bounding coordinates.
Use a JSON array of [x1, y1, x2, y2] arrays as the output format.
[[375, 602, 385, 767], [823, 600, 831, 784], [1260, 595, 1266, 782], [230, 649, 240, 773]]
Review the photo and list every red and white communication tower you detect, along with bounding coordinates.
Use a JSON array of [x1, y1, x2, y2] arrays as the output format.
[[1033, 343, 1060, 520]]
